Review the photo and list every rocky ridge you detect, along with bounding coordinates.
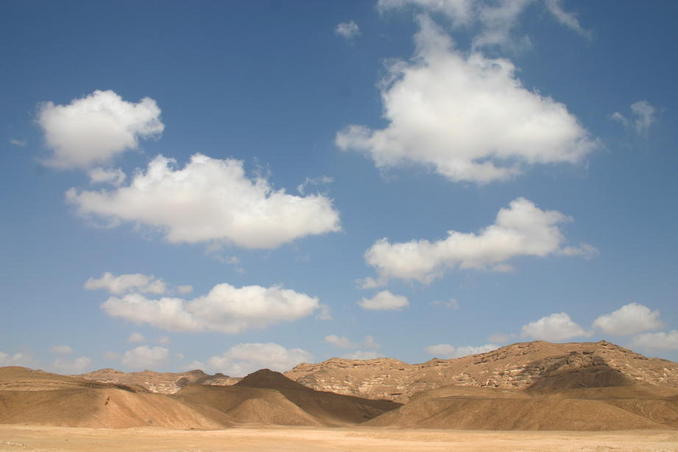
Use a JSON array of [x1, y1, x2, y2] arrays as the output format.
[[79, 368, 239, 394], [285, 341, 678, 403]]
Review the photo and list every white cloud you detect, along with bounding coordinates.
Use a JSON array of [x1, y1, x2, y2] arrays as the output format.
[[121, 345, 169, 370], [9, 138, 26, 147], [0, 351, 33, 367], [101, 282, 320, 334], [196, 343, 312, 377], [342, 350, 384, 360], [378, 0, 476, 27], [316, 304, 333, 320], [358, 290, 409, 311], [67, 154, 341, 249], [85, 272, 166, 295], [544, 0, 591, 38], [336, 16, 596, 184], [156, 336, 171, 345], [297, 176, 334, 195], [37, 90, 163, 169], [88, 167, 126, 186], [176, 285, 193, 295], [324, 335, 380, 350], [593, 303, 663, 336], [431, 299, 460, 309], [52, 356, 92, 374], [612, 100, 657, 135], [631, 331, 678, 351], [335, 21, 361, 40], [521, 312, 589, 341], [50, 345, 73, 355], [425, 343, 498, 358], [128, 332, 146, 343], [365, 197, 593, 284]]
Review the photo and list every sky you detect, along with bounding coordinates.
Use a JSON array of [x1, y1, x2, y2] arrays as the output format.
[[1, 0, 677, 376]]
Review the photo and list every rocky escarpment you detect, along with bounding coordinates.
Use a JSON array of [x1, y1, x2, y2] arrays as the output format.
[[285, 341, 678, 403], [79, 369, 239, 394]]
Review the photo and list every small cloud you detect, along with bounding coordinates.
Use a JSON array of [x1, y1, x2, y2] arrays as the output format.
[[9, 138, 26, 147], [611, 100, 657, 135], [156, 336, 171, 345], [593, 302, 663, 336], [297, 176, 334, 195], [431, 299, 460, 310], [128, 332, 146, 343], [324, 335, 355, 349], [85, 272, 166, 295], [0, 351, 34, 367], [632, 330, 678, 351], [335, 21, 360, 40], [544, 0, 592, 39], [358, 290, 409, 311], [88, 167, 126, 186], [316, 304, 333, 320], [521, 312, 590, 341], [198, 343, 312, 377], [50, 345, 73, 355]]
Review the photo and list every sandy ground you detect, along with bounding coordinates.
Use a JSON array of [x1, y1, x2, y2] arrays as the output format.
[[1, 425, 677, 452]]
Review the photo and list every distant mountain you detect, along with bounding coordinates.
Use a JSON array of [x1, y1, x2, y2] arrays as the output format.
[[79, 368, 239, 394], [285, 341, 678, 403]]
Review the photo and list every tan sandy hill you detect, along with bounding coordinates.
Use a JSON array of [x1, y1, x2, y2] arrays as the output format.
[[0, 367, 226, 429], [79, 368, 239, 394], [285, 340, 678, 403], [175, 369, 401, 426], [0, 367, 398, 429]]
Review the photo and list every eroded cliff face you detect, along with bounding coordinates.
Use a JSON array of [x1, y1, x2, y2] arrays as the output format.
[[285, 341, 678, 403], [79, 369, 239, 394]]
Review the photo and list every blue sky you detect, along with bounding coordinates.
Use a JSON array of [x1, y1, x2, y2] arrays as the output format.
[[1, 0, 677, 375]]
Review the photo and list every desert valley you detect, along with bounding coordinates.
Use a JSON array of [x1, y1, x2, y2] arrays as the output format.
[[2, 340, 678, 450]]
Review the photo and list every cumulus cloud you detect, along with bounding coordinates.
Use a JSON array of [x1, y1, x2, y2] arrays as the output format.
[[85, 272, 166, 295], [336, 16, 595, 184], [425, 343, 498, 358], [365, 197, 593, 284], [631, 331, 678, 351], [121, 346, 169, 370], [88, 167, 126, 186], [37, 90, 163, 169], [67, 154, 341, 248], [612, 101, 657, 135], [521, 312, 589, 341], [335, 21, 360, 40], [358, 291, 409, 311], [50, 345, 73, 355], [53, 356, 92, 374], [100, 282, 320, 334], [378, 0, 476, 27], [191, 343, 312, 377], [593, 303, 663, 336]]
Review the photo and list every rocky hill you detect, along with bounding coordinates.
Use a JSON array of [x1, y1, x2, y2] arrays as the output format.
[[79, 368, 239, 394], [285, 341, 678, 403]]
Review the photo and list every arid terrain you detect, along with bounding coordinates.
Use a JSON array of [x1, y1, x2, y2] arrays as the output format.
[[2, 341, 678, 450]]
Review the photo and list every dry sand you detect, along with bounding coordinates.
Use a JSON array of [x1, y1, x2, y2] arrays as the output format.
[[1, 425, 677, 452]]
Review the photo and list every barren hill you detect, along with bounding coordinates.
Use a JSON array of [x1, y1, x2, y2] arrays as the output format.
[[176, 369, 400, 426], [79, 368, 239, 394], [285, 340, 678, 403]]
